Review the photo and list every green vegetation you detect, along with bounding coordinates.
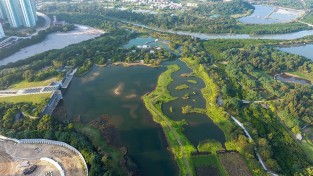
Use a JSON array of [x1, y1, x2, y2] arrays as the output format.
[[303, 12, 313, 24], [74, 123, 127, 175], [42, 3, 312, 35], [0, 101, 124, 175], [187, 79, 197, 84], [182, 93, 190, 100], [273, 0, 305, 9], [182, 57, 265, 175], [0, 93, 51, 104], [143, 64, 197, 175], [175, 84, 189, 90], [8, 77, 58, 89], [0, 30, 175, 90], [195, 38, 313, 174], [192, 155, 227, 176], [194, 0, 254, 16], [219, 153, 252, 176], [181, 105, 206, 114], [197, 140, 223, 153]]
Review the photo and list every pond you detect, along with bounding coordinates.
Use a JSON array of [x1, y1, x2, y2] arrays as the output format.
[[239, 5, 304, 24], [61, 64, 179, 176], [278, 44, 313, 61], [276, 73, 311, 85], [162, 59, 226, 147]]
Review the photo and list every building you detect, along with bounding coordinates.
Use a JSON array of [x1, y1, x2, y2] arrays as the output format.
[[0, 23, 5, 38], [0, 0, 37, 28]]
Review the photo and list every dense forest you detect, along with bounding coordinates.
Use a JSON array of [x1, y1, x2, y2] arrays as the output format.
[[196, 43, 313, 174], [41, 3, 311, 35]]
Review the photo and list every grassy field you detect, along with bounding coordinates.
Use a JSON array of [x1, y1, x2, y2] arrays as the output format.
[[218, 153, 252, 176], [302, 12, 313, 24], [0, 93, 51, 104], [143, 64, 197, 176], [187, 80, 197, 84], [9, 77, 58, 89], [175, 84, 190, 90], [197, 140, 223, 153], [192, 155, 227, 176]]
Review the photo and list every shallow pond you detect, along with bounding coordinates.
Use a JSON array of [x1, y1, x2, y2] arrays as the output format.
[[276, 74, 311, 85], [162, 60, 226, 147], [239, 5, 303, 24]]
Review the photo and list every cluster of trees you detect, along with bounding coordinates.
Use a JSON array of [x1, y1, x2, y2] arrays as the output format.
[[194, 0, 254, 16], [242, 104, 310, 174], [278, 85, 313, 127]]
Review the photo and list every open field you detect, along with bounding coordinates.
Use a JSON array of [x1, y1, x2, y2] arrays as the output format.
[[0, 93, 51, 104], [0, 139, 85, 176], [218, 153, 252, 176], [8, 77, 58, 89], [192, 155, 227, 176]]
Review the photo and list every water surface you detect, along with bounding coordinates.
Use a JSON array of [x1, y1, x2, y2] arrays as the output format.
[[239, 5, 303, 24], [162, 60, 226, 147], [0, 25, 104, 66], [62, 64, 178, 176], [278, 44, 313, 60]]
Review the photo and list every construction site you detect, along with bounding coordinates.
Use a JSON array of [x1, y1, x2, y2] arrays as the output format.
[[0, 136, 87, 176]]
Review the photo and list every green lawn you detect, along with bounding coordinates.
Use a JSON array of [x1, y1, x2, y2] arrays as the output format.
[[302, 12, 313, 24], [301, 140, 313, 163], [192, 155, 227, 176], [9, 77, 58, 89], [0, 93, 51, 104]]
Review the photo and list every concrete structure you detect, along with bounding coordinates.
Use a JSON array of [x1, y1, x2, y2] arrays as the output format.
[[0, 0, 37, 28]]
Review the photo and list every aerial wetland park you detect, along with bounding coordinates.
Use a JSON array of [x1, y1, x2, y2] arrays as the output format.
[[0, 0, 313, 176]]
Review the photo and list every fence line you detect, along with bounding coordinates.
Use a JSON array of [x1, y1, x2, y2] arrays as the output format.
[[20, 139, 88, 176]]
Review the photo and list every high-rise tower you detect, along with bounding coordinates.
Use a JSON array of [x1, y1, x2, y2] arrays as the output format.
[[0, 0, 37, 28]]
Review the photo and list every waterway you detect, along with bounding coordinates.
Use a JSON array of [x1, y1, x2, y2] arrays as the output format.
[[62, 64, 178, 176], [162, 59, 226, 147], [131, 22, 313, 40], [278, 44, 313, 61], [0, 25, 104, 66], [2, 22, 313, 66]]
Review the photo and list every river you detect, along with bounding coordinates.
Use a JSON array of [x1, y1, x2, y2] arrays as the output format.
[[1, 22, 313, 66], [0, 25, 104, 66]]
